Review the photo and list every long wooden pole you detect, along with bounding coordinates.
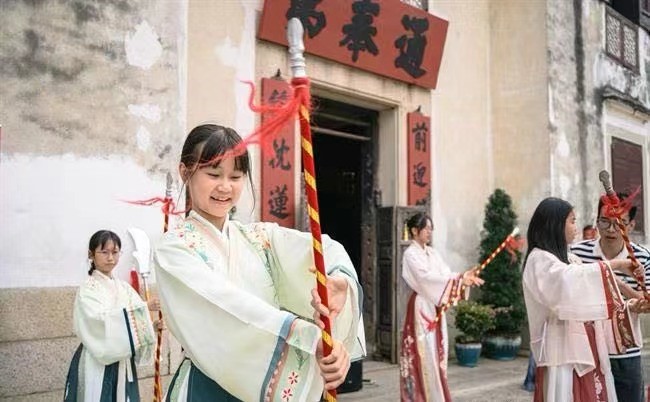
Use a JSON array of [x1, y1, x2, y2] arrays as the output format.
[[425, 228, 520, 330], [288, 18, 336, 402], [152, 173, 172, 402]]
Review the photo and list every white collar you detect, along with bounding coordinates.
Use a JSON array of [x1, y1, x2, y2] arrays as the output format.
[[594, 237, 629, 260], [188, 210, 230, 239]]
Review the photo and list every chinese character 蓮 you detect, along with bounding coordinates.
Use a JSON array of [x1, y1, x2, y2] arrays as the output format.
[[269, 184, 290, 219]]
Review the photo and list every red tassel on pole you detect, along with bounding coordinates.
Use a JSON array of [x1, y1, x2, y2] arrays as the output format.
[[599, 170, 646, 298], [129, 269, 140, 294]]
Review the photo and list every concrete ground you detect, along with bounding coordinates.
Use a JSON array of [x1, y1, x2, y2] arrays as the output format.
[[338, 351, 650, 402], [338, 356, 532, 402]]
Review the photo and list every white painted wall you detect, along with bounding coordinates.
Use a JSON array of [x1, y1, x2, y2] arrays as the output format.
[[0, 1, 187, 288], [0, 156, 176, 288]]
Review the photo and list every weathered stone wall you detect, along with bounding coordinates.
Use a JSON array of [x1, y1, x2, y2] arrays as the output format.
[[547, 0, 650, 232], [0, 0, 186, 289], [0, 0, 186, 398], [429, 0, 493, 269], [0, 288, 179, 400], [490, 0, 549, 227]]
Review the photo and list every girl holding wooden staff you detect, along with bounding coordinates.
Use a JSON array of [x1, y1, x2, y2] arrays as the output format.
[[153, 124, 365, 401]]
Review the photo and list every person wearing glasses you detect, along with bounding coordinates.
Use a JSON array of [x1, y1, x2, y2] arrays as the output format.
[[571, 193, 650, 402], [524, 197, 643, 402], [64, 230, 158, 401]]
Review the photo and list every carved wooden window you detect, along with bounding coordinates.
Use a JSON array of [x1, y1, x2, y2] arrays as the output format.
[[401, 0, 428, 11], [606, 8, 639, 72], [611, 137, 645, 235]]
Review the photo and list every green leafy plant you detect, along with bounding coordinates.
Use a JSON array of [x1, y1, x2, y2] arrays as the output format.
[[453, 301, 495, 344], [476, 188, 525, 337]]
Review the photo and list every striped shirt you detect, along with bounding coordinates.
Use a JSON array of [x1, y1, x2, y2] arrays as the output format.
[[570, 239, 650, 359]]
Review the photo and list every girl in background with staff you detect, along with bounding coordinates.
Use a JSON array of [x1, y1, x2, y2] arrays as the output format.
[[399, 212, 484, 401], [64, 230, 157, 401], [153, 124, 365, 401]]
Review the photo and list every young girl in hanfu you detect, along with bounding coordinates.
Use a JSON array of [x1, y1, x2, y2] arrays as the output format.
[[399, 212, 484, 402], [64, 230, 156, 402], [523, 197, 643, 402], [153, 124, 365, 401]]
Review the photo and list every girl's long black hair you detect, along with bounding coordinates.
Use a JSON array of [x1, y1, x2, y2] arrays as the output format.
[[524, 197, 573, 266]]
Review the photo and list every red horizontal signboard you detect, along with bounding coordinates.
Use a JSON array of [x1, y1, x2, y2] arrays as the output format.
[[258, 0, 449, 90]]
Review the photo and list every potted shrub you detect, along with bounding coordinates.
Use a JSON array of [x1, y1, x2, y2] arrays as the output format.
[[476, 189, 526, 360], [453, 301, 495, 367]]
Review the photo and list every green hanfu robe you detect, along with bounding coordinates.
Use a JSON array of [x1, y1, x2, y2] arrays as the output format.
[[154, 211, 366, 402], [64, 270, 155, 402]]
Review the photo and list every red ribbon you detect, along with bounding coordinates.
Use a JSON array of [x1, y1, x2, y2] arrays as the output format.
[[122, 197, 185, 216], [600, 186, 641, 220], [505, 235, 526, 263]]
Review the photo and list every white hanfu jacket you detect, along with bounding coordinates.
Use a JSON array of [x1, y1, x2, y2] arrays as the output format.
[[399, 242, 467, 402], [65, 270, 155, 402], [402, 242, 467, 313], [522, 248, 638, 401], [154, 211, 366, 402]]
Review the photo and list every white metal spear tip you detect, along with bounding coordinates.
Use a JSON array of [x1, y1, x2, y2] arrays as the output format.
[[128, 227, 152, 278], [287, 17, 306, 78], [165, 172, 173, 197], [510, 227, 520, 237]]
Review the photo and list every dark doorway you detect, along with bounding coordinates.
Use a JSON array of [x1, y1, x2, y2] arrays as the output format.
[[313, 134, 362, 275], [311, 97, 377, 279], [310, 96, 378, 393]]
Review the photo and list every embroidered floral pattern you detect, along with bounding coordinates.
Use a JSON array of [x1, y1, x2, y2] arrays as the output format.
[[599, 262, 636, 352], [400, 333, 415, 379], [238, 223, 272, 253], [278, 363, 301, 400], [294, 349, 307, 370], [169, 219, 214, 265], [281, 387, 293, 401], [234, 222, 279, 303], [400, 325, 419, 400], [594, 371, 604, 401]]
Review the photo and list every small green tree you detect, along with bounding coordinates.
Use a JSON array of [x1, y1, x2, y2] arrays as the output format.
[[454, 301, 495, 344], [476, 189, 525, 337]]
